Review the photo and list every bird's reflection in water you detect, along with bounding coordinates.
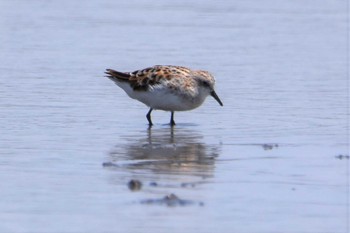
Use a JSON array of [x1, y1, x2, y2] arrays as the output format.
[[106, 127, 220, 177]]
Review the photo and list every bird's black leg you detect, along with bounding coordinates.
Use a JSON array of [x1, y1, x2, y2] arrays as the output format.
[[146, 108, 153, 126], [170, 111, 176, 126]]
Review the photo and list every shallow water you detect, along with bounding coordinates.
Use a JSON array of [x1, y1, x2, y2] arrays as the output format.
[[0, 0, 348, 232]]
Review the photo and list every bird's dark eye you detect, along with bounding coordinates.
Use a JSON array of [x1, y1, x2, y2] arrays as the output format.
[[201, 81, 209, 87]]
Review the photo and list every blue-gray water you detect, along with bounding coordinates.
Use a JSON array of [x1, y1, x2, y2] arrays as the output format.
[[0, 0, 348, 232]]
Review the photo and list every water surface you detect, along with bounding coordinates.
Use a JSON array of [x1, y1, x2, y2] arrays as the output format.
[[0, 0, 348, 232]]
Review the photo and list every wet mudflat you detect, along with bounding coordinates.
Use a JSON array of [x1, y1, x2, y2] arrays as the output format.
[[0, 0, 348, 232]]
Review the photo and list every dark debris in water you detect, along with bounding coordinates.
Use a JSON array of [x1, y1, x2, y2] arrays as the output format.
[[128, 179, 142, 191], [102, 162, 118, 167], [146, 181, 199, 189], [262, 144, 279, 150], [141, 193, 204, 207], [335, 154, 349, 160], [149, 181, 158, 187]]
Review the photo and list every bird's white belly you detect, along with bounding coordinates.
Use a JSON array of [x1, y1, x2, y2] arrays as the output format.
[[116, 82, 206, 111]]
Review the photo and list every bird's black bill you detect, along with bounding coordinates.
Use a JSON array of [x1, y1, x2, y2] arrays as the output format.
[[211, 91, 223, 106]]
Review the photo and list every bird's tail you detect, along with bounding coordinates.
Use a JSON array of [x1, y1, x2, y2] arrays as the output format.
[[105, 69, 130, 82]]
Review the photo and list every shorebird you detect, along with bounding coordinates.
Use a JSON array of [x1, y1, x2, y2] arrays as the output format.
[[104, 65, 223, 126]]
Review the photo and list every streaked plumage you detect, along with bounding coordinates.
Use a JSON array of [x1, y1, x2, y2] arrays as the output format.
[[104, 65, 223, 126]]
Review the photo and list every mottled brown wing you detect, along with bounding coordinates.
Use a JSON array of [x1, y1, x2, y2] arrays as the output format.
[[105, 68, 144, 91], [105, 67, 160, 91], [105, 65, 192, 91]]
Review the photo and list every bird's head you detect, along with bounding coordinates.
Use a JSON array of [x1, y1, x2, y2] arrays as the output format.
[[195, 70, 223, 106]]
